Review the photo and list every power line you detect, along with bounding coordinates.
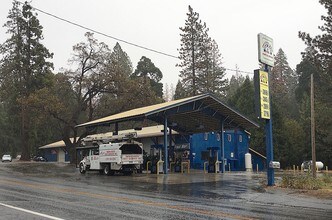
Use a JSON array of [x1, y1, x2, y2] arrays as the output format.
[[18, 1, 178, 59], [225, 68, 253, 75], [17, 1, 254, 75]]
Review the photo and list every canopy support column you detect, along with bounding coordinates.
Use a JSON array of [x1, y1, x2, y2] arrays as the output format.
[[114, 122, 119, 135], [221, 119, 225, 173], [169, 126, 172, 160], [164, 117, 168, 174]]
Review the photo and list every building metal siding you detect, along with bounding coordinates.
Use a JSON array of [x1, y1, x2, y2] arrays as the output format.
[[190, 130, 250, 171]]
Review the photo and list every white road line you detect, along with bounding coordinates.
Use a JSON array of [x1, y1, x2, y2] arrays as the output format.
[[0, 202, 65, 220]]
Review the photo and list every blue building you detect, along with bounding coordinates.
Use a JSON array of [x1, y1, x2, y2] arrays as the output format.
[[39, 126, 266, 171], [250, 148, 267, 171], [39, 140, 71, 163], [189, 130, 250, 171]]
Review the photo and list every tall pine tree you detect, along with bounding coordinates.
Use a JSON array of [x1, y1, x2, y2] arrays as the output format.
[[177, 6, 227, 97], [298, 0, 332, 167], [271, 48, 298, 117], [198, 39, 228, 97], [132, 56, 163, 98], [0, 1, 53, 160], [177, 5, 206, 96]]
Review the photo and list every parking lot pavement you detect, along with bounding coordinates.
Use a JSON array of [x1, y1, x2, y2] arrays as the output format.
[[0, 162, 331, 219]]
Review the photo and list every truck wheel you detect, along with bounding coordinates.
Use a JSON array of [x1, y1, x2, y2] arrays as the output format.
[[79, 163, 86, 174], [103, 164, 111, 175]]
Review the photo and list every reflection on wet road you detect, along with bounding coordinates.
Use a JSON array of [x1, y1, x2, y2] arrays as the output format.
[[0, 163, 331, 219]]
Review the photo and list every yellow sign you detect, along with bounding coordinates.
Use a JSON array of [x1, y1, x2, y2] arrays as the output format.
[[259, 70, 270, 119]]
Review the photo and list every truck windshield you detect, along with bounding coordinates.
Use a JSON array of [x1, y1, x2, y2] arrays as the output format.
[[120, 144, 142, 154]]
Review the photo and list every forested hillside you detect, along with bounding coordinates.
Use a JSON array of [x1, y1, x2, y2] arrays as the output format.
[[0, 1, 330, 168]]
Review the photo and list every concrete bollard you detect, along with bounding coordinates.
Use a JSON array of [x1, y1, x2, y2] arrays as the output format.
[[256, 164, 259, 172], [146, 161, 151, 174], [203, 161, 208, 174], [293, 165, 295, 173]]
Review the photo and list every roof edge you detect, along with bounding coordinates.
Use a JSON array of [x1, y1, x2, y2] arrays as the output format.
[[208, 93, 260, 128]]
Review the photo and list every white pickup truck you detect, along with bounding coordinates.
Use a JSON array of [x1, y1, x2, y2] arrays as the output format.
[[78, 133, 143, 175]]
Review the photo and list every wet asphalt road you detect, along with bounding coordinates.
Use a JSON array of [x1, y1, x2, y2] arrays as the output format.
[[0, 162, 331, 220]]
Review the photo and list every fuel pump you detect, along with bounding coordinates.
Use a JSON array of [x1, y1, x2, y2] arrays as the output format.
[[148, 144, 163, 174], [173, 144, 190, 172], [207, 147, 219, 173]]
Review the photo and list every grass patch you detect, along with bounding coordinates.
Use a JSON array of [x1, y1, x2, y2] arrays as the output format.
[[281, 173, 327, 190], [321, 174, 332, 190], [4, 162, 77, 177]]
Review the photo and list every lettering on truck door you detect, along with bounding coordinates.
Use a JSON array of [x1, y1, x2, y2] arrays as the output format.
[[90, 148, 100, 169]]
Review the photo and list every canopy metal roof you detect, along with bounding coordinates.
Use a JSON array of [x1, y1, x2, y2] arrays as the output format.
[[39, 126, 178, 149], [39, 139, 70, 149], [76, 93, 259, 133]]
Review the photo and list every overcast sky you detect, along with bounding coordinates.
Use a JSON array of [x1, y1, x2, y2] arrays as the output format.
[[0, 0, 327, 87]]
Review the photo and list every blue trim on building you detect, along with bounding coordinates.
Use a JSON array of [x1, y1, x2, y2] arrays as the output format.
[[190, 130, 257, 171], [43, 148, 58, 162], [251, 152, 267, 171], [43, 148, 70, 162]]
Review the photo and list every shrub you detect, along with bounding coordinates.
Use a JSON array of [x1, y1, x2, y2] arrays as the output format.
[[281, 174, 322, 190], [322, 174, 332, 184]]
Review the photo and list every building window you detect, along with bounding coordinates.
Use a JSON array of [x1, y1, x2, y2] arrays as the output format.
[[239, 135, 243, 143], [204, 132, 209, 141], [227, 134, 232, 142], [216, 133, 220, 141]]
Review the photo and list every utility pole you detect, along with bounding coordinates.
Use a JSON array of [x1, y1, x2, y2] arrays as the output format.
[[311, 74, 316, 178]]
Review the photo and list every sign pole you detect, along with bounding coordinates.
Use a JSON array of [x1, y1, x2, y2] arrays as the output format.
[[257, 33, 275, 186], [265, 64, 274, 186]]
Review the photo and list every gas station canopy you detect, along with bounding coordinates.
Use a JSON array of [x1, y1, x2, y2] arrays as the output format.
[[76, 93, 259, 133]]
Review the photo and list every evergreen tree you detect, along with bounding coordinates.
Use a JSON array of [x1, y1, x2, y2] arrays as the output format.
[[177, 5, 206, 96], [298, 0, 332, 167], [108, 42, 133, 77], [227, 65, 245, 98], [271, 49, 293, 96], [198, 39, 228, 97], [96, 42, 133, 116], [227, 76, 255, 118], [295, 52, 320, 103], [0, 1, 53, 160], [271, 48, 297, 117], [132, 56, 163, 98], [96, 43, 162, 119], [177, 6, 227, 97], [173, 80, 187, 100]]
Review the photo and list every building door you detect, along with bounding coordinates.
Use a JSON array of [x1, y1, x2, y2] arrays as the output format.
[[58, 149, 65, 162]]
